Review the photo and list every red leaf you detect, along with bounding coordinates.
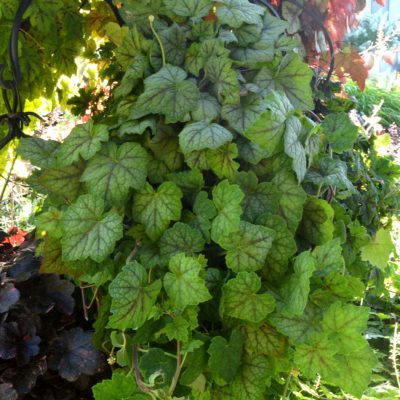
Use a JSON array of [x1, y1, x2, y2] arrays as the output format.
[[2, 227, 28, 247], [334, 48, 369, 91], [374, 0, 385, 5]]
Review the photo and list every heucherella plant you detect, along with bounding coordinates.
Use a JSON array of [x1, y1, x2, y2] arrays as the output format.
[[18, 0, 400, 398]]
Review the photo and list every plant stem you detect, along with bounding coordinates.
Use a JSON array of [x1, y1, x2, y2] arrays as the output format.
[[149, 15, 166, 66], [282, 370, 292, 399], [0, 154, 17, 204], [132, 344, 154, 394], [168, 341, 183, 396]]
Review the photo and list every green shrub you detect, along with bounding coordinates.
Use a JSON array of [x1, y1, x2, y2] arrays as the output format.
[[16, 1, 400, 398]]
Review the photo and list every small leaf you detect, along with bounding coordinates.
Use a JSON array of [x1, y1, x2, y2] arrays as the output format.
[[0, 384, 18, 400], [211, 180, 244, 242], [18, 137, 59, 168], [312, 238, 345, 276], [280, 251, 316, 316], [0, 283, 20, 313], [108, 262, 162, 330], [207, 142, 240, 179], [179, 122, 233, 153], [218, 221, 275, 272], [321, 113, 358, 154], [207, 330, 244, 382], [165, 0, 213, 19], [221, 272, 275, 323], [360, 228, 394, 270], [133, 181, 183, 241], [164, 253, 211, 309], [136, 64, 200, 123], [57, 121, 109, 166], [300, 197, 334, 245], [61, 194, 123, 262]]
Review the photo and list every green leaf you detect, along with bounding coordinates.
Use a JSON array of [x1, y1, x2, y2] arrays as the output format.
[[306, 157, 354, 191], [255, 54, 313, 110], [221, 272, 275, 323], [165, 0, 213, 19], [221, 94, 267, 134], [294, 333, 339, 380], [18, 137, 59, 168], [211, 180, 244, 242], [360, 228, 394, 270], [207, 142, 240, 179], [256, 213, 297, 283], [34, 164, 84, 204], [213, 354, 270, 400], [219, 221, 275, 272], [300, 197, 334, 245], [322, 302, 370, 353], [204, 56, 240, 104], [312, 238, 345, 276], [216, 0, 264, 28], [272, 171, 307, 232], [192, 93, 221, 122], [207, 330, 244, 382], [280, 251, 316, 316], [321, 112, 358, 154], [160, 222, 205, 261], [81, 142, 149, 206], [158, 315, 191, 342], [92, 370, 149, 400], [133, 181, 183, 241], [167, 169, 204, 194], [108, 262, 162, 329], [234, 171, 281, 223], [164, 253, 211, 309], [136, 64, 200, 123], [57, 121, 109, 166], [117, 118, 155, 137], [284, 116, 307, 182], [331, 345, 376, 398], [61, 194, 123, 262], [179, 122, 232, 153], [244, 92, 293, 156], [36, 207, 63, 239], [139, 348, 176, 388], [269, 304, 322, 344]]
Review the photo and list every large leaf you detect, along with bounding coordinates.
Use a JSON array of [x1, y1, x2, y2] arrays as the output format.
[[207, 142, 240, 179], [280, 251, 316, 316], [321, 113, 358, 154], [133, 181, 183, 240], [218, 221, 275, 272], [255, 54, 313, 110], [81, 142, 149, 206], [312, 238, 345, 277], [207, 330, 244, 382], [211, 180, 244, 242], [108, 262, 162, 329], [220, 272, 275, 323], [61, 194, 123, 262], [179, 122, 232, 153], [136, 64, 200, 123], [360, 228, 394, 270], [57, 121, 109, 166], [215, 0, 264, 28], [164, 253, 211, 309]]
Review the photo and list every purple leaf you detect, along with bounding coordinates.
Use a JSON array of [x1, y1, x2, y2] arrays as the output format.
[[0, 321, 41, 365], [48, 328, 105, 381], [0, 383, 18, 400], [0, 283, 20, 313]]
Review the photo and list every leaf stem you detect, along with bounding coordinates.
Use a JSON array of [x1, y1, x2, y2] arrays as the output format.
[[149, 15, 166, 66], [0, 153, 17, 204], [168, 341, 183, 396], [132, 344, 154, 394], [282, 370, 292, 399]]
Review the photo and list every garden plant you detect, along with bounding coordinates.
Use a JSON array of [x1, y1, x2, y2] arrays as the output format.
[[1, 0, 400, 399]]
